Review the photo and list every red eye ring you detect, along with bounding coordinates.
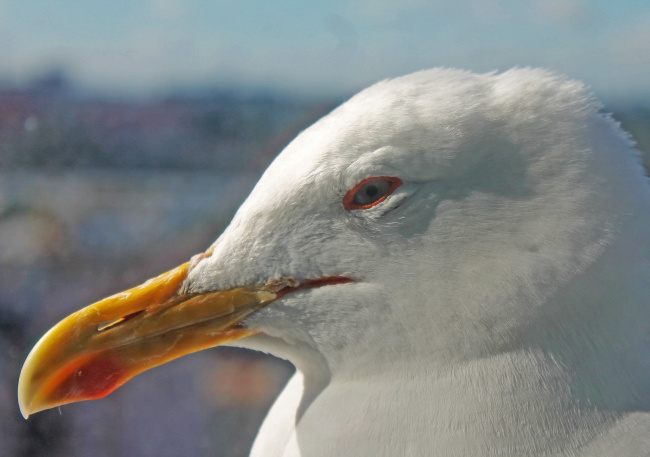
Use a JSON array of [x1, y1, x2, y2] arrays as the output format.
[[343, 176, 403, 210]]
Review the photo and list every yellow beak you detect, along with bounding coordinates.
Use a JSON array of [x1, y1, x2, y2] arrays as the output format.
[[18, 258, 281, 419]]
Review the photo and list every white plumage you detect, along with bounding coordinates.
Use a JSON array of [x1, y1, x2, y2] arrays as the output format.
[[183, 68, 650, 456]]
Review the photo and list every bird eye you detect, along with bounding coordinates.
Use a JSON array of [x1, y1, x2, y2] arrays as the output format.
[[343, 177, 402, 210]]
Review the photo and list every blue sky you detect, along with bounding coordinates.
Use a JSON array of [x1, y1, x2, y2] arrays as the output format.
[[1, 0, 649, 99]]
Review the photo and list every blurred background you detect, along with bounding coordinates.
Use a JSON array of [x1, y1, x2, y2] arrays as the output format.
[[1, 1, 649, 456]]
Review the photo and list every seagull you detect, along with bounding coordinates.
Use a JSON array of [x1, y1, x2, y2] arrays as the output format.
[[18, 68, 650, 456]]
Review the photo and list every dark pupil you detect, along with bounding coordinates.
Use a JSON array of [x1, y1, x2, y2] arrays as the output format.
[[354, 180, 391, 205], [365, 185, 379, 198]]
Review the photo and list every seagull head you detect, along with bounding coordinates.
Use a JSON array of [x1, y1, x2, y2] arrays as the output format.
[[18, 68, 649, 419]]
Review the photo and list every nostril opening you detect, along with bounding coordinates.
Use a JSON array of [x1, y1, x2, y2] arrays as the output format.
[[97, 311, 144, 332]]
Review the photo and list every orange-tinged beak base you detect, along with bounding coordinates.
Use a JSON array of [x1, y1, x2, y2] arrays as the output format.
[[17, 262, 280, 419]]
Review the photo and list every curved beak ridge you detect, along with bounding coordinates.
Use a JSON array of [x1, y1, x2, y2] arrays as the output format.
[[18, 261, 278, 418]]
